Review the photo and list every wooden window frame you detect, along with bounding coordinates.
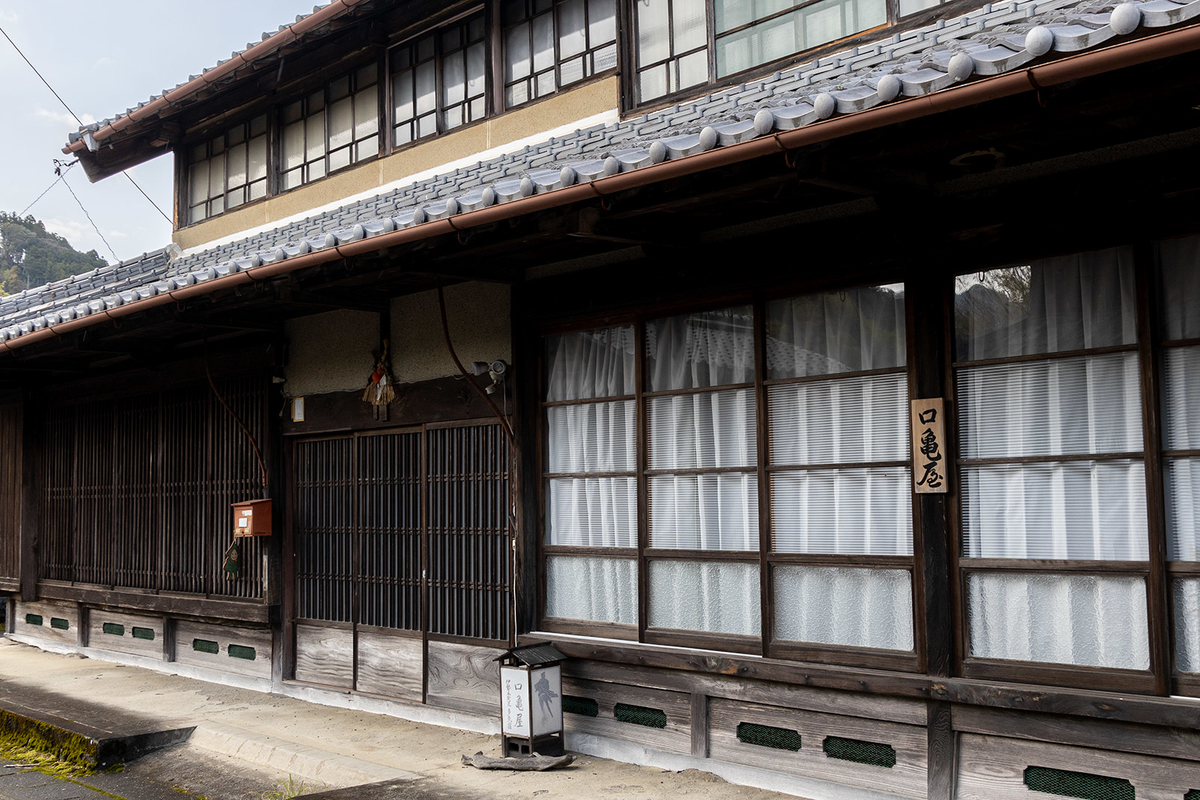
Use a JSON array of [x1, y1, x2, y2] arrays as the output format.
[[184, 115, 270, 226], [538, 283, 922, 673]]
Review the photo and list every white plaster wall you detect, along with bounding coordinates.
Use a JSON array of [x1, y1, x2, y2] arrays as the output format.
[[391, 283, 511, 385], [284, 309, 379, 398]]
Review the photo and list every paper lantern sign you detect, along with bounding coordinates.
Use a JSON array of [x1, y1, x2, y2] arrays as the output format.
[[496, 642, 567, 757]]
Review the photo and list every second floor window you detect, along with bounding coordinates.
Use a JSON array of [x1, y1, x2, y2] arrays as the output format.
[[187, 116, 268, 224], [392, 12, 488, 146], [281, 64, 380, 191], [502, 0, 617, 109]]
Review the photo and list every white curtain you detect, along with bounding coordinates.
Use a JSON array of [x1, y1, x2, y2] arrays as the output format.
[[771, 468, 912, 555], [648, 560, 761, 635], [646, 307, 754, 391], [1174, 578, 1200, 673], [546, 556, 637, 624], [967, 573, 1149, 670], [544, 325, 636, 402], [1159, 235, 1200, 341], [775, 567, 913, 650]]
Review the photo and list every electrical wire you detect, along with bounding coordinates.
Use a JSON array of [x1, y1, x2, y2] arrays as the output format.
[[60, 170, 119, 263], [0, 24, 173, 225], [17, 162, 74, 218]]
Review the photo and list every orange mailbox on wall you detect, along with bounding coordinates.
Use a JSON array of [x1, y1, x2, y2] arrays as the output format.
[[232, 499, 273, 537]]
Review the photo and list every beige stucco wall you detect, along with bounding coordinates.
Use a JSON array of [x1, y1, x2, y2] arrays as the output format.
[[175, 77, 619, 251], [390, 283, 511, 385], [284, 309, 379, 398]]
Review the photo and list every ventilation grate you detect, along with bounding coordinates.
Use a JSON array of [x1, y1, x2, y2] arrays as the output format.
[[192, 639, 219, 655], [737, 722, 801, 752], [1186, 791, 1200, 800], [823, 736, 896, 768], [24, 614, 42, 626], [132, 627, 155, 641], [102, 623, 125, 636], [228, 644, 256, 661], [1024, 766, 1135, 800], [614, 703, 667, 729], [50, 618, 69, 630], [563, 695, 598, 717]]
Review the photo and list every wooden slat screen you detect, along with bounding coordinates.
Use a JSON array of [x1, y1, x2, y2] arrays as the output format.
[[37, 375, 269, 599], [358, 432, 423, 630], [0, 403, 21, 581], [295, 436, 355, 622], [427, 423, 510, 642]]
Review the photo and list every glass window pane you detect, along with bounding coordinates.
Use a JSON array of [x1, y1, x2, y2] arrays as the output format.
[[954, 247, 1137, 361], [283, 167, 303, 190], [559, 0, 587, 57], [248, 136, 268, 182], [775, 567, 913, 650], [646, 306, 754, 391], [594, 43, 618, 72], [674, 0, 709, 52], [329, 147, 351, 172], [649, 474, 759, 550], [353, 89, 378, 139], [649, 389, 756, 470], [189, 161, 210, 206], [207, 152, 225, 197], [639, 64, 669, 103], [443, 105, 463, 130], [718, 11, 801, 77], [772, 468, 912, 555], [676, 49, 709, 91], [637, 0, 671, 66], [416, 61, 437, 115], [546, 401, 637, 473], [228, 124, 245, 146], [536, 70, 556, 97], [418, 113, 437, 139], [283, 100, 303, 125], [545, 326, 636, 401], [802, 0, 846, 49], [649, 560, 761, 635], [467, 42, 486, 99], [189, 143, 207, 164], [961, 460, 1149, 560], [469, 14, 485, 40], [443, 50, 466, 106], [546, 556, 637, 624], [1175, 578, 1200, 672], [506, 22, 532, 80], [533, 12, 555, 72], [1166, 458, 1200, 560], [1165, 346, 1200, 450], [329, 97, 354, 149], [561, 56, 585, 85], [588, 0, 617, 44], [308, 90, 325, 112], [357, 61, 378, 87], [309, 160, 326, 181], [226, 143, 247, 190], [898, 0, 939, 13], [769, 374, 908, 465], [250, 114, 268, 137], [394, 72, 415, 121], [248, 180, 267, 201], [305, 111, 326, 162], [956, 352, 1142, 460], [967, 572, 1149, 670], [1160, 235, 1200, 341], [329, 75, 350, 100], [356, 136, 379, 161], [503, 0, 526, 25], [283, 121, 305, 170], [417, 33, 435, 61], [547, 478, 638, 547]]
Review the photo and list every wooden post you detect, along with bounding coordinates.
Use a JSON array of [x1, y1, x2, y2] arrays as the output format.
[[18, 395, 37, 604], [512, 279, 540, 639], [690, 692, 709, 758]]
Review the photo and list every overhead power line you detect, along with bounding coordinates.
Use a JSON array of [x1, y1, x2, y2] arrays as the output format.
[[18, 160, 75, 218], [0, 24, 173, 226], [61, 169, 120, 263]]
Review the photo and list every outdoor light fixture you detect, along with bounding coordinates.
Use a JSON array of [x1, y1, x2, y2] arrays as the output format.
[[496, 642, 567, 757]]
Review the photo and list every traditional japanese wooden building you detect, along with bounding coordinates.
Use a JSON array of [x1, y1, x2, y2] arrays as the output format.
[[3, 0, 1200, 796]]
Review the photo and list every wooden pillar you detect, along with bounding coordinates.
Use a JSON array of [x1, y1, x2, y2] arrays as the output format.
[[19, 394, 37, 604], [511, 278, 540, 639]]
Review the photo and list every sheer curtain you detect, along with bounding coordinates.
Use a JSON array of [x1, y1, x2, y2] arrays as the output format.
[[766, 284, 914, 651], [955, 247, 1150, 669], [646, 307, 760, 635], [543, 326, 638, 624], [1159, 234, 1200, 674]]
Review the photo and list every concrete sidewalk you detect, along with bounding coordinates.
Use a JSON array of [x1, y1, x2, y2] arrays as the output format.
[[0, 639, 795, 800]]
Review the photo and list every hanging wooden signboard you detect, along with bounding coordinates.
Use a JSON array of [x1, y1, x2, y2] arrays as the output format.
[[911, 398, 949, 494]]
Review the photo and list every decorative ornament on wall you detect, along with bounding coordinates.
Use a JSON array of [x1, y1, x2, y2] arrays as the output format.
[[363, 339, 397, 407]]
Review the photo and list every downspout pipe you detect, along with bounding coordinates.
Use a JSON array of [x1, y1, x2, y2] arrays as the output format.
[[19, 22, 1200, 355]]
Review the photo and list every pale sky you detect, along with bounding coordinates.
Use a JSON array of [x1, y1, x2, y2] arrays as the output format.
[[0, 1, 323, 266]]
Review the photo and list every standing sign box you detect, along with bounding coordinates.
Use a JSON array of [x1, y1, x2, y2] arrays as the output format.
[[496, 643, 567, 757], [232, 499, 273, 537]]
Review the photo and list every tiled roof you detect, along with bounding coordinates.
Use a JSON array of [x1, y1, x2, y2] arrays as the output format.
[[12, 0, 1199, 345]]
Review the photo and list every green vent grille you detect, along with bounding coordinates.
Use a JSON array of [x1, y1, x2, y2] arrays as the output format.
[[192, 639, 219, 655], [24, 614, 42, 626], [823, 736, 896, 768], [228, 644, 256, 661], [1185, 791, 1200, 800], [102, 623, 125, 636], [563, 696, 598, 717], [132, 627, 155, 641], [1024, 767, 1135, 800], [737, 722, 801, 752], [614, 703, 666, 729], [50, 618, 69, 630]]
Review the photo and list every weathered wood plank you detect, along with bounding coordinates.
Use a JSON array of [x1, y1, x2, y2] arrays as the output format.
[[426, 640, 503, 716], [293, 623, 353, 689], [14, 600, 78, 645], [708, 697, 927, 799], [955, 733, 1200, 800], [87, 609, 163, 660], [173, 620, 272, 680], [355, 629, 422, 700], [562, 676, 692, 756], [927, 702, 956, 800], [37, 582, 270, 623]]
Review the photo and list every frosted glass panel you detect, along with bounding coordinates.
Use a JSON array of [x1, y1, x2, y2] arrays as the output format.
[[650, 474, 758, 550], [1166, 458, 1200, 560], [1159, 235, 1200, 341], [189, 162, 209, 205], [547, 477, 637, 547], [769, 374, 907, 465], [559, 0, 586, 57], [354, 89, 378, 139], [954, 247, 1136, 361], [305, 113, 326, 161], [545, 325, 636, 401], [226, 144, 247, 189], [1164, 346, 1200, 450], [1175, 578, 1200, 673], [967, 572, 1149, 670], [588, 0, 616, 45], [767, 284, 905, 379], [649, 389, 756, 469], [546, 556, 637, 624], [775, 567, 913, 650], [637, 0, 671, 65], [647, 306, 754, 391], [649, 560, 760, 635], [506, 23, 532, 81], [772, 468, 912, 555], [248, 137, 267, 181], [329, 97, 353, 149], [673, 0, 708, 51], [957, 353, 1141, 459], [546, 400, 636, 472], [961, 460, 1148, 560]]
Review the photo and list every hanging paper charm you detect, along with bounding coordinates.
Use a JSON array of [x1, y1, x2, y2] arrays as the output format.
[[363, 339, 397, 407]]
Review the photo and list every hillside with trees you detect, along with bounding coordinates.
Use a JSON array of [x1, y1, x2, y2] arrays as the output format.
[[0, 212, 108, 296]]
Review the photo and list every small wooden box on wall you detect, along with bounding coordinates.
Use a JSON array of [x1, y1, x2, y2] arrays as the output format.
[[232, 499, 273, 537]]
